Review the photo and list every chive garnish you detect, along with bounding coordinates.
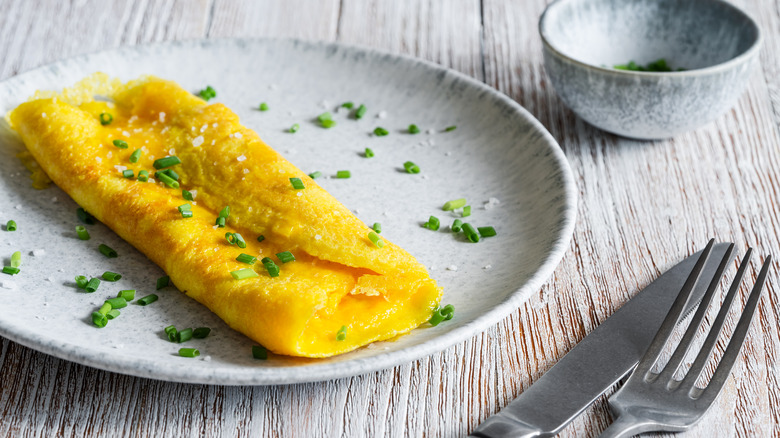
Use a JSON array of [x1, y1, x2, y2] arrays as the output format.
[[276, 251, 295, 263], [5, 220, 16, 231], [106, 309, 121, 320], [219, 206, 230, 218], [155, 172, 179, 188], [289, 123, 300, 133], [289, 177, 305, 190], [403, 161, 420, 174], [92, 311, 108, 328], [99, 244, 118, 258], [105, 297, 128, 309], [176, 328, 193, 343], [98, 301, 112, 315], [261, 257, 280, 277], [102, 271, 122, 282], [197, 85, 216, 101], [231, 267, 259, 280], [122, 169, 134, 178], [423, 216, 440, 231], [336, 326, 347, 341], [355, 104, 367, 119], [444, 126, 457, 132], [252, 345, 268, 360], [75, 275, 88, 289], [429, 304, 455, 326], [129, 149, 142, 163], [159, 168, 179, 181], [165, 325, 178, 342], [85, 277, 101, 293], [336, 170, 351, 179], [364, 148, 374, 158], [182, 189, 193, 201], [99, 113, 113, 125], [451, 219, 463, 233], [368, 231, 384, 248], [156, 276, 170, 290], [77, 208, 96, 225], [462, 205, 471, 217], [153, 156, 181, 169], [137, 170, 149, 182], [10, 251, 21, 268], [372, 222, 382, 234], [118, 290, 135, 301], [478, 226, 497, 237], [225, 232, 246, 248], [318, 112, 336, 128], [442, 198, 466, 211], [236, 253, 257, 264], [2, 266, 19, 275], [257, 235, 265, 242], [178, 348, 200, 358], [321, 119, 336, 128], [461, 223, 479, 243], [193, 327, 211, 339], [342, 102, 354, 109], [308, 171, 322, 179], [216, 217, 226, 227], [178, 204, 192, 213], [113, 139, 129, 149], [373, 127, 389, 136], [259, 102, 269, 111], [75, 225, 90, 240], [137, 294, 158, 306], [408, 124, 420, 134]]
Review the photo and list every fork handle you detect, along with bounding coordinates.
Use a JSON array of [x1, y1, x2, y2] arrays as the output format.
[[599, 413, 657, 438]]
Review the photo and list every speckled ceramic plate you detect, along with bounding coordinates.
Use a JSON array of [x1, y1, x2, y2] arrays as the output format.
[[0, 39, 576, 385]]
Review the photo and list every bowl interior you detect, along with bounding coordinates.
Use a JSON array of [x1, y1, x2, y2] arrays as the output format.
[[541, 0, 760, 71]]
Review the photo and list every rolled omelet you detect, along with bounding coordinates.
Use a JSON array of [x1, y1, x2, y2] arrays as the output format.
[[9, 73, 442, 358]]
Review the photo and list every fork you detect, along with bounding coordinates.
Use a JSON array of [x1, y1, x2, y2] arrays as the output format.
[[600, 239, 772, 437]]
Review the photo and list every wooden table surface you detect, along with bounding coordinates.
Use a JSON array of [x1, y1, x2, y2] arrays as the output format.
[[1, 0, 779, 436]]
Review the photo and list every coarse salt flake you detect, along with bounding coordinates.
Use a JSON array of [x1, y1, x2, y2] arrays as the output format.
[[189, 189, 197, 199], [159, 112, 166, 122], [168, 148, 175, 155], [315, 234, 322, 240], [95, 157, 102, 162], [427, 129, 436, 134], [32, 249, 45, 257], [446, 265, 458, 271], [237, 155, 247, 162], [243, 168, 249, 174], [114, 165, 127, 172], [1, 281, 16, 290], [51, 197, 58, 202], [483, 264, 492, 270], [106, 151, 112, 158], [234, 132, 242, 139], [296, 192, 303, 197], [15, 204, 22, 210], [200, 124, 208, 133], [41, 112, 47, 118], [122, 131, 130, 137], [377, 110, 388, 119]]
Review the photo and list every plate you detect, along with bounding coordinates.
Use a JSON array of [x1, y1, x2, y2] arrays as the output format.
[[0, 39, 576, 385]]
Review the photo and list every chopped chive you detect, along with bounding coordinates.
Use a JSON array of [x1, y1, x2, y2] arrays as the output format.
[[129, 149, 142, 163], [137, 294, 159, 306], [429, 304, 455, 326], [76, 225, 91, 240], [336, 170, 351, 179], [336, 325, 347, 341], [368, 231, 384, 248], [317, 112, 332, 123], [153, 156, 181, 170], [276, 251, 295, 263], [2, 266, 19, 275], [308, 171, 322, 179], [75, 275, 88, 289], [225, 232, 246, 248], [165, 325, 178, 342], [10, 251, 21, 268], [444, 125, 457, 132], [105, 297, 128, 309], [341, 102, 354, 109], [289, 177, 305, 190], [178, 348, 200, 358], [215, 216, 226, 227], [403, 161, 420, 174], [156, 275, 170, 290], [99, 112, 113, 125], [451, 219, 463, 233], [106, 309, 121, 320], [372, 222, 382, 234], [442, 198, 466, 211], [118, 290, 135, 301], [155, 171, 179, 188], [259, 102, 269, 111], [219, 206, 230, 218], [355, 104, 367, 119], [364, 148, 374, 158], [462, 205, 472, 217], [112, 139, 129, 149], [197, 85, 216, 101], [182, 189, 194, 201], [137, 170, 149, 182], [231, 267, 259, 280], [178, 204, 192, 213], [408, 124, 420, 134], [98, 303, 112, 315], [289, 123, 300, 133], [423, 216, 440, 231], [256, 235, 265, 242], [373, 127, 389, 136], [236, 253, 257, 264], [462, 223, 480, 243], [159, 168, 179, 181], [77, 208, 96, 225], [92, 311, 108, 328], [321, 119, 337, 129], [261, 257, 280, 277], [176, 328, 193, 343], [85, 277, 101, 293], [102, 271, 122, 282], [5, 220, 16, 231], [99, 244, 118, 258], [478, 226, 497, 237], [252, 345, 268, 360], [193, 327, 211, 339], [122, 169, 134, 178]]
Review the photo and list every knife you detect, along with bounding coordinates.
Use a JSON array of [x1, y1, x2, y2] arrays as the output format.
[[470, 242, 733, 438]]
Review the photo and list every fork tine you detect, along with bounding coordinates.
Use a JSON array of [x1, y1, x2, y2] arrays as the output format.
[[634, 239, 715, 379], [657, 243, 735, 383], [679, 249, 752, 395], [695, 255, 771, 405]]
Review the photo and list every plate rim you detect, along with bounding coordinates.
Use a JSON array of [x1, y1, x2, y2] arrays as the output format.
[[0, 37, 577, 385]]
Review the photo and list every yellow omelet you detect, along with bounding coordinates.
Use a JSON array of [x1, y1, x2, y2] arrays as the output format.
[[9, 73, 442, 357]]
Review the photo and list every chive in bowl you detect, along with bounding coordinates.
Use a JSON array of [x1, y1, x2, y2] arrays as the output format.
[[539, 0, 762, 139]]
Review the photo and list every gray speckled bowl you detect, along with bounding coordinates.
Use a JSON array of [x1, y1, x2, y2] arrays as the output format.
[[539, 0, 762, 139]]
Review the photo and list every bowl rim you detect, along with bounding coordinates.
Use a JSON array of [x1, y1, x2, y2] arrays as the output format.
[[538, 0, 763, 77]]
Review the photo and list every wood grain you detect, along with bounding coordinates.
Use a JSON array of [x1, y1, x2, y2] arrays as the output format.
[[1, 0, 780, 436]]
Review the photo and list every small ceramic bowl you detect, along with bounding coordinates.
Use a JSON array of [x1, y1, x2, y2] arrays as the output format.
[[539, 0, 762, 139]]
